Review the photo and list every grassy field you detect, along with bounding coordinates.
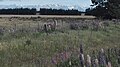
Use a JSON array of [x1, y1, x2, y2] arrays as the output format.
[[0, 17, 120, 67], [0, 15, 96, 19]]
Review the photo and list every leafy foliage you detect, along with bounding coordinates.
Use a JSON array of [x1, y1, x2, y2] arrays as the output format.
[[87, 0, 120, 19]]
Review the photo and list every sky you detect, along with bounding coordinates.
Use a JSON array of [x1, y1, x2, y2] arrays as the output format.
[[0, 0, 92, 7]]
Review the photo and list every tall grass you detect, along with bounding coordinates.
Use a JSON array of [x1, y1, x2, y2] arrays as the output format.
[[0, 18, 120, 67]]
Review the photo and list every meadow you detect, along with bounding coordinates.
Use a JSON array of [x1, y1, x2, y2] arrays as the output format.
[[0, 17, 120, 67]]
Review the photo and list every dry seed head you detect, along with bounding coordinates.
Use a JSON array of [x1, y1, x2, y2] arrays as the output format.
[[95, 59, 99, 65], [80, 53, 85, 67], [86, 55, 91, 67], [69, 61, 72, 66], [101, 48, 104, 53], [107, 62, 112, 67], [81, 54, 85, 61], [87, 55, 91, 64]]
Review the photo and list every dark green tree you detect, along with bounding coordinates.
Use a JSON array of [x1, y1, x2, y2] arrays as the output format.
[[90, 0, 120, 18], [106, 0, 120, 18]]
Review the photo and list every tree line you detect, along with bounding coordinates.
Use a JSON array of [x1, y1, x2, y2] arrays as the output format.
[[0, 8, 82, 15], [40, 8, 81, 15], [0, 8, 36, 15]]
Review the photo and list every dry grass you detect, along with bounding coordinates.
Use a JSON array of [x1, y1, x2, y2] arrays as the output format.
[[0, 15, 96, 19], [0, 17, 120, 67]]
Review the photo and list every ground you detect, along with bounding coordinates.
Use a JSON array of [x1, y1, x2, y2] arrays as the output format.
[[0, 17, 120, 67]]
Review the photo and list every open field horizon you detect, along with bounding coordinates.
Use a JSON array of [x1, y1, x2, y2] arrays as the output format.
[[0, 15, 96, 19]]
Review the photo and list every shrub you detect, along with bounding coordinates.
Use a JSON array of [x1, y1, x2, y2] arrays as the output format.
[[70, 23, 79, 30]]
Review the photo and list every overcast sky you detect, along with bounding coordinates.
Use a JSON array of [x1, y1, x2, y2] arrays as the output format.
[[0, 0, 92, 7]]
